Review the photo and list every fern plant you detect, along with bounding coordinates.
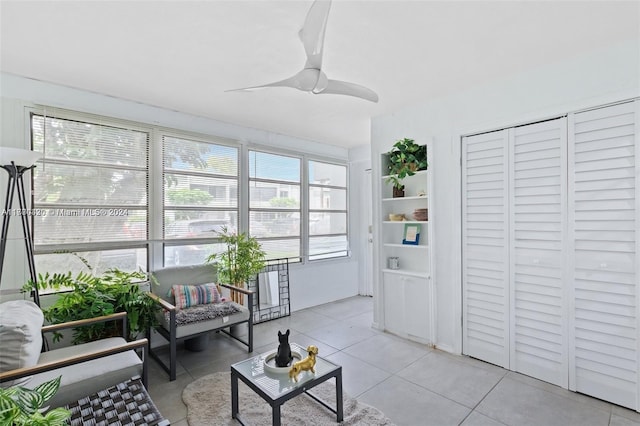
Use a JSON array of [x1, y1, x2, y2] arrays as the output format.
[[24, 261, 158, 343], [0, 376, 70, 426]]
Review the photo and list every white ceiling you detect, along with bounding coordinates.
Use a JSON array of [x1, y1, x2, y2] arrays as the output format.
[[1, 1, 638, 148]]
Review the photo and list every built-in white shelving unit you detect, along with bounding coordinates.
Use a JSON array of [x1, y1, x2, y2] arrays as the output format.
[[377, 146, 434, 345]]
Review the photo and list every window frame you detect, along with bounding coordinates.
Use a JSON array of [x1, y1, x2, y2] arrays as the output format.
[[26, 106, 351, 288], [29, 107, 152, 278], [307, 159, 350, 261], [161, 132, 240, 267], [247, 148, 303, 262]]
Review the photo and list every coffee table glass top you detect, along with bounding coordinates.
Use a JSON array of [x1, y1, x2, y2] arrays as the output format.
[[231, 342, 340, 400]]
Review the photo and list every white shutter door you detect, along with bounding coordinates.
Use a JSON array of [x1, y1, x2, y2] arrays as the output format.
[[462, 130, 510, 368], [569, 100, 639, 410], [510, 119, 568, 387]]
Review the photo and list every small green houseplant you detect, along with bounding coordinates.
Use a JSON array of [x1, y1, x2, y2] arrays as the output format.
[[385, 138, 428, 197], [24, 255, 159, 343], [207, 227, 266, 304], [0, 376, 71, 426]]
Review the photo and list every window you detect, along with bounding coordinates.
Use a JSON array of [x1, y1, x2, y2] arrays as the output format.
[[248, 150, 301, 260], [28, 108, 349, 278], [31, 113, 149, 276], [162, 136, 238, 266], [308, 161, 348, 260]]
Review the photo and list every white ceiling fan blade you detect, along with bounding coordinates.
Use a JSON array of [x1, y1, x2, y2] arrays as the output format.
[[226, 69, 321, 93], [320, 79, 379, 103], [225, 75, 302, 92], [299, 0, 332, 70]]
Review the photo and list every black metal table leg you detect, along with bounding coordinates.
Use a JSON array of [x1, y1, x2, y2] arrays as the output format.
[[336, 368, 344, 422], [272, 403, 281, 426], [231, 370, 239, 420]]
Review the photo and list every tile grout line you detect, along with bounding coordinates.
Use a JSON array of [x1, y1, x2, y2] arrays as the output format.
[[384, 350, 497, 418], [456, 372, 509, 426]]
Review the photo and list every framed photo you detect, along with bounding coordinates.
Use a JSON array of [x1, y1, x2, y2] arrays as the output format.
[[402, 224, 421, 245]]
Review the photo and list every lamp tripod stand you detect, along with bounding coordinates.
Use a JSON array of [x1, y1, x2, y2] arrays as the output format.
[[0, 148, 41, 306]]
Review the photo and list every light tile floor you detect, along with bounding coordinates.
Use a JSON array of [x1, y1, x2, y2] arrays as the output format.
[[148, 296, 640, 426]]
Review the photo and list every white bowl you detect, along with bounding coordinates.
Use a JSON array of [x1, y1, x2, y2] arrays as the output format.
[[263, 350, 303, 374]]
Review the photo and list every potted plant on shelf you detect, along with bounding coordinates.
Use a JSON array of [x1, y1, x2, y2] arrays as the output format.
[[385, 138, 428, 197], [207, 227, 266, 304]]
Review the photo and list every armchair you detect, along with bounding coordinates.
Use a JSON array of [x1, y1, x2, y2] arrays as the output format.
[[0, 300, 149, 409], [148, 263, 254, 381]]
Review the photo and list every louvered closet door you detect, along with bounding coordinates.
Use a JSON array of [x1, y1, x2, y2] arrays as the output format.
[[569, 100, 639, 410], [510, 119, 568, 387], [462, 130, 510, 368]]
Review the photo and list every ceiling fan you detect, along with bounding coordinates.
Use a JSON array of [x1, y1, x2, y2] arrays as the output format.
[[227, 0, 378, 103]]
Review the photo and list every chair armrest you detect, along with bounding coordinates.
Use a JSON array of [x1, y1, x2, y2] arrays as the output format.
[[219, 284, 255, 296], [41, 312, 128, 334], [0, 338, 148, 384], [146, 291, 176, 311]]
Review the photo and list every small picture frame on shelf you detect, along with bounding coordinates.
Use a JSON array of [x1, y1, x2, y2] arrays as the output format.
[[402, 224, 421, 245]]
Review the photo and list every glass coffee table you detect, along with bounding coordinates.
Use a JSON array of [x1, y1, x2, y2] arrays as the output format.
[[231, 343, 343, 426]]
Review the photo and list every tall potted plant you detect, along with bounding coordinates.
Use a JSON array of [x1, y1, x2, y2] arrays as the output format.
[[385, 138, 428, 197], [207, 227, 266, 304]]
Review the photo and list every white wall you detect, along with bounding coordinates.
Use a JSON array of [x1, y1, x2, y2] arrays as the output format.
[[371, 40, 640, 353], [289, 259, 358, 311], [348, 144, 372, 297], [0, 73, 360, 307]]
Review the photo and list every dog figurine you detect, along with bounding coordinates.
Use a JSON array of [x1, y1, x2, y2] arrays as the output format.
[[275, 329, 293, 367], [289, 345, 319, 382]]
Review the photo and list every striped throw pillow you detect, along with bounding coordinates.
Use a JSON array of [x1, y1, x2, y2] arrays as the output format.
[[171, 284, 221, 309]]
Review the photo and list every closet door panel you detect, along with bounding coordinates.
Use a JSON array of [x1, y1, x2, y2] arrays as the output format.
[[462, 130, 510, 367], [569, 100, 639, 410], [510, 118, 568, 387]]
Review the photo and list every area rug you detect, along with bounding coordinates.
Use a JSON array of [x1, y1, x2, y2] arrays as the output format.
[[182, 371, 395, 426]]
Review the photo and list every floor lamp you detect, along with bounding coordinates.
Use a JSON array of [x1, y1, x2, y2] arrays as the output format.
[[0, 147, 42, 305]]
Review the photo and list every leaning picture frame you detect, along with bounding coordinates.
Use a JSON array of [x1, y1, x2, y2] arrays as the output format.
[[402, 223, 421, 245]]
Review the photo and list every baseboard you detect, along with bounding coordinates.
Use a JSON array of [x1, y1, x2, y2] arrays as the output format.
[[434, 342, 455, 354]]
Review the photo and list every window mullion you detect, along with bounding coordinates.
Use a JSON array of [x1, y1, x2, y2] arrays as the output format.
[[239, 142, 249, 234], [301, 156, 309, 263], [149, 128, 164, 271]]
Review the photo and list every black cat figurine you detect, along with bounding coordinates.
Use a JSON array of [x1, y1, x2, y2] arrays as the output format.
[[275, 329, 293, 367]]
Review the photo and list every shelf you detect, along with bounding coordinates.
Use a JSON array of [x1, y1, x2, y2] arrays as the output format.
[[383, 220, 428, 224], [382, 195, 428, 202], [382, 269, 430, 279], [381, 169, 428, 180], [383, 243, 428, 249]]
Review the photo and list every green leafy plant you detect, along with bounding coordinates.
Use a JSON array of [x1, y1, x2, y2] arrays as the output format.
[[166, 188, 213, 205], [206, 226, 266, 303], [0, 376, 71, 426], [24, 257, 159, 343], [385, 138, 428, 190], [268, 197, 299, 208]]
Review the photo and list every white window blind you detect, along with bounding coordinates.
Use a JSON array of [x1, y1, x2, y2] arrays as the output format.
[[248, 150, 301, 260], [162, 136, 238, 266], [31, 113, 149, 275], [308, 161, 348, 260]]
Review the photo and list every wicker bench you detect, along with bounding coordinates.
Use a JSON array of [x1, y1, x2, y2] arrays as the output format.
[[65, 375, 168, 426]]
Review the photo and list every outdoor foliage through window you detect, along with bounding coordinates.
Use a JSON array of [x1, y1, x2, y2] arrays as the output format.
[[162, 136, 238, 267], [28, 110, 349, 280], [249, 150, 301, 260], [31, 113, 149, 276]]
